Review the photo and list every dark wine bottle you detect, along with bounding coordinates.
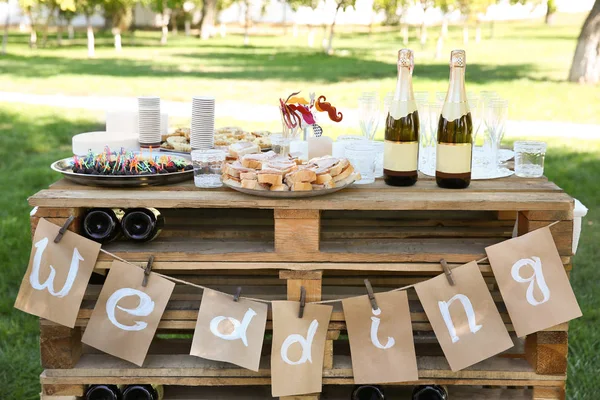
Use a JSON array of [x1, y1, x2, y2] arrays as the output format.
[[384, 48, 420, 187], [82, 208, 124, 243], [412, 385, 448, 400], [436, 49, 473, 189], [85, 384, 122, 400], [351, 385, 385, 400], [121, 208, 164, 242], [122, 384, 163, 400]]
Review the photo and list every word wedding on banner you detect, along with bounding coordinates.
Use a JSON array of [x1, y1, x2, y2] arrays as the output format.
[[15, 218, 583, 397]]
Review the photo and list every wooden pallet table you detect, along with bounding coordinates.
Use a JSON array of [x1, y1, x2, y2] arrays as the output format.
[[29, 175, 574, 400]]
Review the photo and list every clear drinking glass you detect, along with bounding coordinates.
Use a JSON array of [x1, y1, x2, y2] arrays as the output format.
[[370, 140, 384, 178], [345, 142, 376, 184], [514, 141, 547, 178], [358, 95, 380, 140], [427, 102, 443, 173], [417, 103, 430, 170], [414, 91, 429, 105], [332, 135, 367, 158], [383, 92, 394, 113], [484, 99, 509, 172], [435, 91, 446, 105], [191, 149, 226, 188]]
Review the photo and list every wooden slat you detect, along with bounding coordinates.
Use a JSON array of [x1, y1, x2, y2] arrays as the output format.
[[42, 354, 565, 382], [92, 260, 571, 273], [29, 180, 573, 211], [525, 332, 569, 375], [275, 210, 320, 253], [39, 324, 82, 369]]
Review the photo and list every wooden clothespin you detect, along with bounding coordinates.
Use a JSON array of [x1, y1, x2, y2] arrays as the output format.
[[364, 279, 378, 311], [233, 287, 242, 302], [142, 255, 154, 287], [54, 215, 75, 243], [298, 286, 306, 318], [440, 259, 455, 286]]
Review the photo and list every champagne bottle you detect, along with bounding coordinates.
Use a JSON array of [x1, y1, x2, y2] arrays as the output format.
[[121, 208, 164, 242], [412, 385, 448, 400], [351, 385, 385, 400], [82, 209, 124, 243], [85, 384, 122, 400], [122, 384, 163, 400], [383, 48, 420, 187], [436, 49, 473, 189]]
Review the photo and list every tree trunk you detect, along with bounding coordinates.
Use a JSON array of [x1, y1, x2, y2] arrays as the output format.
[[282, 1, 287, 35], [489, 20, 494, 39], [292, 23, 298, 38], [435, 30, 444, 60], [243, 0, 251, 46], [2, 7, 9, 55], [545, 12, 555, 25], [420, 22, 427, 48], [326, 2, 342, 55], [441, 18, 448, 38], [200, 0, 217, 40], [41, 4, 56, 48], [308, 25, 315, 47], [161, 6, 170, 45], [220, 22, 226, 37], [113, 27, 122, 52], [475, 21, 481, 43], [57, 17, 63, 46], [185, 20, 191, 36], [463, 24, 469, 45], [68, 21, 74, 39], [568, 0, 600, 84], [27, 9, 37, 48], [402, 24, 408, 45], [86, 16, 95, 58]]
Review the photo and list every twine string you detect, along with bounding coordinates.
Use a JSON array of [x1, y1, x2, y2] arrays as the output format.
[[99, 220, 561, 305]]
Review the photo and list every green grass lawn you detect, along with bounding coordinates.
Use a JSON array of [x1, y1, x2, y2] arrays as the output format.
[[0, 13, 599, 124], [0, 11, 598, 400]]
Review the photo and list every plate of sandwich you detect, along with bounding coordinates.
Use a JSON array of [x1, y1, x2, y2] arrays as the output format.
[[221, 152, 360, 198]]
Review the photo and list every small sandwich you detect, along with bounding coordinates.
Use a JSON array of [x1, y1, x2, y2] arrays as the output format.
[[264, 159, 298, 175], [285, 167, 317, 185], [222, 175, 242, 187], [291, 181, 313, 191], [222, 161, 251, 178], [270, 183, 289, 191], [241, 151, 277, 169], [333, 163, 355, 183], [240, 170, 258, 181], [257, 168, 284, 186], [241, 179, 268, 190], [229, 142, 260, 158]]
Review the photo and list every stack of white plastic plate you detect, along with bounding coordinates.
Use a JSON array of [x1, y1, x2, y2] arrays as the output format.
[[190, 96, 215, 150], [138, 96, 161, 148]]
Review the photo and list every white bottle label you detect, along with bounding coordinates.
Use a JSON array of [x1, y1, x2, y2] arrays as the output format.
[[384, 142, 418, 172], [436, 143, 472, 174]]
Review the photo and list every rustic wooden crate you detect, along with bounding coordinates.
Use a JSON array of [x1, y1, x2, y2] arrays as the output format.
[[30, 176, 573, 400]]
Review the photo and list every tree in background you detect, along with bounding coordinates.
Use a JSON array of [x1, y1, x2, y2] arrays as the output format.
[[2, 0, 10, 54], [77, 0, 102, 56], [103, 0, 135, 51], [152, 0, 187, 44], [325, 0, 356, 55], [545, 0, 556, 25], [19, 0, 42, 47], [455, 0, 492, 44], [568, 0, 600, 84]]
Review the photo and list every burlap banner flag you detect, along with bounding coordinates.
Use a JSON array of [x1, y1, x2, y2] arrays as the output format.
[[190, 288, 268, 372], [342, 290, 418, 384], [485, 227, 582, 337], [81, 261, 175, 366], [14, 218, 101, 328], [271, 301, 333, 398], [415, 261, 514, 372]]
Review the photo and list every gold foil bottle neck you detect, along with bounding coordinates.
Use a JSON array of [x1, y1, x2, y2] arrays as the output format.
[[398, 49, 414, 70], [450, 49, 466, 68]]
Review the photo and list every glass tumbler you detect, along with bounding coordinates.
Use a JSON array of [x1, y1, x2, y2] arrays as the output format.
[[345, 142, 377, 184], [191, 149, 226, 188], [370, 140, 384, 178], [514, 141, 547, 178]]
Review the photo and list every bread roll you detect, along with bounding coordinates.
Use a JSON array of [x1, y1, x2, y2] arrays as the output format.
[[333, 164, 355, 182], [292, 182, 313, 191], [258, 173, 283, 186]]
